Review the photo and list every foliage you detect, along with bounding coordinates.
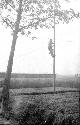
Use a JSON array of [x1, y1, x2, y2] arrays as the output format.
[[0, 0, 80, 56], [9, 91, 79, 125], [0, 0, 80, 37], [13, 103, 46, 125]]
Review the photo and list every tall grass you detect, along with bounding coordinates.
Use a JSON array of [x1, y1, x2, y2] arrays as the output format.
[[9, 78, 79, 89], [0, 77, 79, 89], [10, 78, 53, 89]]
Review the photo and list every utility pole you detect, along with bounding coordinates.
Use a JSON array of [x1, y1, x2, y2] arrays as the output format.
[[53, 0, 56, 92], [2, 0, 22, 117]]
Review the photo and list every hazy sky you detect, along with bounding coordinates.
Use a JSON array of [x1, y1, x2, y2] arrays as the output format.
[[0, 0, 80, 75]]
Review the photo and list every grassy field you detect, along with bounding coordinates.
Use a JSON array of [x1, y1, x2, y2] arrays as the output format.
[[0, 74, 79, 124], [0, 77, 79, 89], [9, 89, 79, 125]]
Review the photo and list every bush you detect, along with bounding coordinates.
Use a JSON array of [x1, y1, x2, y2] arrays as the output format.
[[13, 103, 46, 125]]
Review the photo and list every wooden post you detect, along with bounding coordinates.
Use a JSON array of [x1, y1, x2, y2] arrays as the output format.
[[53, 0, 56, 92]]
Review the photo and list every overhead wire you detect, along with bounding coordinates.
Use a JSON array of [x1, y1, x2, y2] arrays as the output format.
[[0, 45, 46, 65]]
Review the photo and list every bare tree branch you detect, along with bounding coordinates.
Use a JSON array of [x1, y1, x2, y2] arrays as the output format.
[[1, 16, 14, 30]]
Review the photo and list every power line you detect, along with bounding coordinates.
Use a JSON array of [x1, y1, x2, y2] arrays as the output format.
[[0, 46, 46, 64]]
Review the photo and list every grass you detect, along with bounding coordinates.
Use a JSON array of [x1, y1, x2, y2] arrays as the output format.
[[0, 77, 79, 89], [0, 76, 79, 124], [9, 90, 79, 125]]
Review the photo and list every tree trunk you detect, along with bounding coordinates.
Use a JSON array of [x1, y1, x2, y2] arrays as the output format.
[[2, 0, 22, 117]]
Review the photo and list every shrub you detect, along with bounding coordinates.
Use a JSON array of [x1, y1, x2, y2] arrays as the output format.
[[13, 103, 46, 125]]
